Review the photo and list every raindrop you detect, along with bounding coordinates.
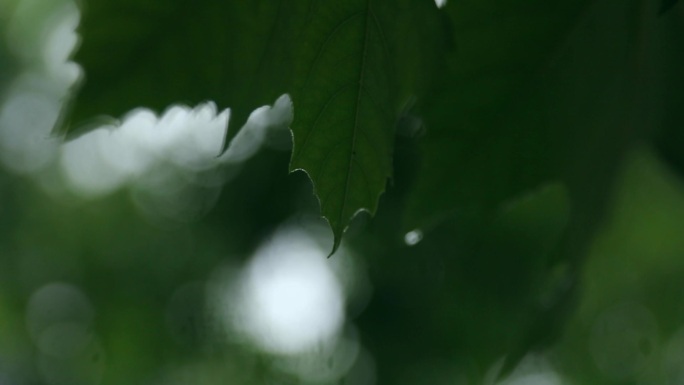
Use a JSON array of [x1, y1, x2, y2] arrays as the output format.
[[404, 229, 423, 246]]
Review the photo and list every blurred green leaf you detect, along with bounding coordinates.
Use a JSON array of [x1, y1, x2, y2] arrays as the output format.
[[394, 0, 680, 375], [356, 183, 572, 382], [402, 0, 680, 267], [404, 0, 592, 229], [405, 0, 683, 234]]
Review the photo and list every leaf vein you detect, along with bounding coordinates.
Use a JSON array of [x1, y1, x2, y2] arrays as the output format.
[[368, 8, 392, 69], [303, 10, 365, 89], [353, 157, 374, 206], [359, 83, 392, 121], [293, 83, 355, 160], [314, 140, 345, 185], [337, 1, 373, 234]]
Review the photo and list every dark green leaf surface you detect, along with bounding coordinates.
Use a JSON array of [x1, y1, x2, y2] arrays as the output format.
[[404, 0, 590, 230], [289, 0, 446, 253], [62, 0, 446, 252], [288, 3, 395, 254]]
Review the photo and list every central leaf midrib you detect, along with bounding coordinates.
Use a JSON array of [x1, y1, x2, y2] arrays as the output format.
[[337, 0, 374, 235]]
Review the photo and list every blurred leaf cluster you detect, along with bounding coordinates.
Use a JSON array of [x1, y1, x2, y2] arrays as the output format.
[[1, 0, 684, 384]]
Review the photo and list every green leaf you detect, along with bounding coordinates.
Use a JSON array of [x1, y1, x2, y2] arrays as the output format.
[[289, 4, 395, 254], [290, 1, 446, 254], [289, 0, 446, 253], [62, 0, 447, 253]]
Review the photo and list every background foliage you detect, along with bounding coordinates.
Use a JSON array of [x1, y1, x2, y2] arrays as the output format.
[[1, 0, 684, 384]]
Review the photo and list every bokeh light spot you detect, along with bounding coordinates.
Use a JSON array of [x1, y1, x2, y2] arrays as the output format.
[[404, 229, 423, 246], [225, 228, 345, 355]]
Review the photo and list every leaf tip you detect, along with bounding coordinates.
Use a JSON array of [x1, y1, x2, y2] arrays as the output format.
[[328, 236, 342, 258]]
